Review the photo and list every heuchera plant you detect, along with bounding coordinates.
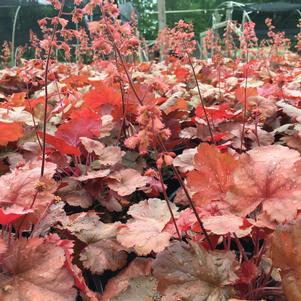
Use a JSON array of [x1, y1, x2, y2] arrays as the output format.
[[1, 0, 301, 300]]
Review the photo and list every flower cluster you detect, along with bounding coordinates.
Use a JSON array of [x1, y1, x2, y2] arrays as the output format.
[[223, 21, 238, 58], [124, 105, 171, 154], [296, 18, 301, 52], [86, 0, 139, 58], [0, 41, 11, 67], [154, 20, 196, 59], [265, 18, 290, 50], [156, 151, 176, 169], [33, 0, 93, 62], [202, 29, 214, 58], [239, 21, 258, 57]]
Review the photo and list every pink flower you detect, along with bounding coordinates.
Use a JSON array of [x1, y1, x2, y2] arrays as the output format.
[[124, 136, 139, 149]]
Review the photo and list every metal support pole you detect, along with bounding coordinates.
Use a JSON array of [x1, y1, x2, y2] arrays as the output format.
[[11, 5, 21, 67], [158, 0, 166, 30], [225, 1, 233, 21]]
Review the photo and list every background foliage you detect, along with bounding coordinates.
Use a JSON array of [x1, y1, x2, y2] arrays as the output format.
[[1, 0, 301, 49]]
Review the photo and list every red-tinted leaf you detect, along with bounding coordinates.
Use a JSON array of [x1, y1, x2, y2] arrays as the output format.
[[164, 208, 198, 236], [195, 104, 236, 122], [56, 108, 101, 146], [0, 160, 57, 228], [37, 132, 80, 156], [0, 206, 32, 225], [83, 83, 121, 112]]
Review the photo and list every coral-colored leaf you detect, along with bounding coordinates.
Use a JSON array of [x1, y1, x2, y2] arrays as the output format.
[[247, 95, 277, 118], [152, 241, 238, 301], [226, 145, 301, 225], [71, 169, 110, 182], [57, 179, 92, 208], [235, 87, 258, 105], [0, 238, 6, 254], [173, 148, 197, 173], [0, 160, 57, 228], [108, 169, 148, 196], [83, 83, 121, 112], [0, 122, 23, 146], [32, 202, 67, 237], [9, 92, 26, 106], [203, 214, 252, 237], [117, 198, 179, 255], [164, 98, 188, 115], [80, 137, 125, 166], [63, 212, 121, 243], [62, 212, 126, 274], [80, 239, 127, 275], [0, 237, 76, 301], [80, 137, 105, 153], [187, 143, 237, 206], [102, 258, 157, 301], [271, 220, 301, 301]]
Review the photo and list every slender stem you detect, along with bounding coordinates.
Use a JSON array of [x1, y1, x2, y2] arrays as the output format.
[[25, 83, 43, 151], [158, 167, 182, 240], [234, 234, 248, 261], [117, 80, 127, 141], [103, 16, 143, 105], [152, 124, 181, 240], [187, 55, 215, 143], [55, 79, 65, 121], [254, 228, 259, 257], [240, 50, 249, 150], [17, 190, 39, 235], [254, 111, 261, 146], [255, 240, 266, 266], [113, 48, 127, 142], [245, 286, 282, 299], [227, 233, 231, 250], [41, 0, 65, 177], [218, 64, 222, 102], [157, 135, 213, 250]]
